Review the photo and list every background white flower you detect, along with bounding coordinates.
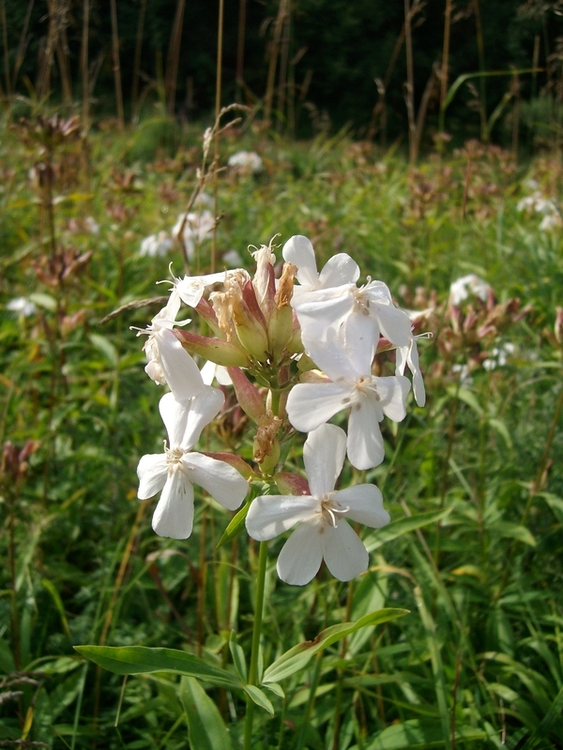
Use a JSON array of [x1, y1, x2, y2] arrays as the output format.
[[449, 273, 490, 306], [228, 150, 264, 174], [246, 424, 390, 585], [139, 231, 174, 258], [7, 297, 37, 317]]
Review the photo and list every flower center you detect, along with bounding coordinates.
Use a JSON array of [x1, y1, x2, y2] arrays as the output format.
[[318, 493, 350, 529], [165, 445, 183, 475], [352, 285, 370, 316]]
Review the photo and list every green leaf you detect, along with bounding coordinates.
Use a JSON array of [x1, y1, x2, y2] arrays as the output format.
[[216, 501, 250, 548], [180, 676, 233, 750], [74, 646, 241, 689], [448, 386, 483, 417], [359, 719, 487, 749], [263, 608, 408, 684], [229, 633, 247, 682], [490, 521, 536, 547], [365, 508, 453, 552], [89, 333, 119, 366], [243, 685, 275, 716], [263, 681, 285, 699]]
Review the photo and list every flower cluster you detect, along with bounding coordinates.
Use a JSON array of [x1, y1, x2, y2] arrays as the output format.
[[135, 235, 426, 584]]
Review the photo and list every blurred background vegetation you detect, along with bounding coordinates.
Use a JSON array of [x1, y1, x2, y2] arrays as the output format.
[[2, 0, 563, 748], [1, 0, 563, 149]]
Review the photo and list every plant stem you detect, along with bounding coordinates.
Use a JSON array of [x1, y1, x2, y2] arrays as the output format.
[[243, 540, 269, 750]]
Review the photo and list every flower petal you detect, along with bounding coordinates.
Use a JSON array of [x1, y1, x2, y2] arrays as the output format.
[[303, 424, 346, 497], [376, 375, 411, 422], [157, 327, 204, 401], [175, 272, 228, 308], [347, 398, 385, 470], [137, 453, 168, 499], [335, 484, 390, 528], [152, 469, 195, 539], [246, 494, 318, 540], [282, 235, 319, 289], [322, 522, 369, 581], [183, 452, 248, 510], [286, 381, 352, 433], [318, 253, 360, 287], [276, 521, 324, 585], [159, 387, 224, 450]]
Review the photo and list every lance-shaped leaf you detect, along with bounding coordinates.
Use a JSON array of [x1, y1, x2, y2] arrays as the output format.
[[74, 646, 242, 690], [175, 329, 249, 367], [227, 366, 265, 422], [180, 676, 234, 750], [216, 501, 251, 548], [364, 508, 454, 553], [263, 608, 408, 684]]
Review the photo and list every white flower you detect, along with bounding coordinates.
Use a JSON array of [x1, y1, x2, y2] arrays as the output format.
[[282, 235, 360, 301], [85, 216, 100, 235], [286, 332, 410, 470], [140, 231, 174, 258], [136, 292, 204, 402], [449, 274, 490, 306], [482, 342, 516, 371], [246, 424, 390, 585], [452, 363, 472, 384], [174, 270, 231, 308], [138, 390, 248, 539], [228, 151, 264, 174], [201, 360, 232, 386], [395, 335, 426, 407], [171, 210, 215, 259], [283, 236, 410, 353], [539, 212, 562, 232], [7, 297, 37, 317]]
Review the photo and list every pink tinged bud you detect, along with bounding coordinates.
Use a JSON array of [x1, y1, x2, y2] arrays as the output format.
[[227, 366, 265, 422], [254, 257, 276, 318], [200, 451, 254, 480], [274, 471, 310, 496], [232, 281, 270, 361], [174, 328, 249, 367], [194, 297, 222, 335]]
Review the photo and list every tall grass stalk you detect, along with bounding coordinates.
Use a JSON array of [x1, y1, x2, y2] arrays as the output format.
[[110, 0, 124, 130], [0, 0, 8, 101], [165, 0, 186, 116], [81, 0, 89, 130], [212, 0, 225, 273], [236, 0, 247, 101], [473, 0, 488, 140], [404, 0, 416, 164], [131, 0, 147, 119], [440, 0, 452, 128], [11, 0, 34, 95], [264, 0, 288, 128]]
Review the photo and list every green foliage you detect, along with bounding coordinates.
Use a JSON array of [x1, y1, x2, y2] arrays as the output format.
[[1, 115, 563, 749]]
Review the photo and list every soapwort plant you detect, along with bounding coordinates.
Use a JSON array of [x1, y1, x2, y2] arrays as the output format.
[[77, 229, 427, 747]]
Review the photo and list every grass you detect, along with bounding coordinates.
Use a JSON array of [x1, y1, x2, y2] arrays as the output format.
[[1, 108, 563, 749]]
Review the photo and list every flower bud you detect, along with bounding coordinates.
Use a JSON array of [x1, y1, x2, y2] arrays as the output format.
[[253, 412, 282, 475], [232, 281, 270, 362], [174, 328, 249, 367]]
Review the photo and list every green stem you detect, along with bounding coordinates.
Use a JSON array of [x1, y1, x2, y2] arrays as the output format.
[[243, 540, 269, 750]]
